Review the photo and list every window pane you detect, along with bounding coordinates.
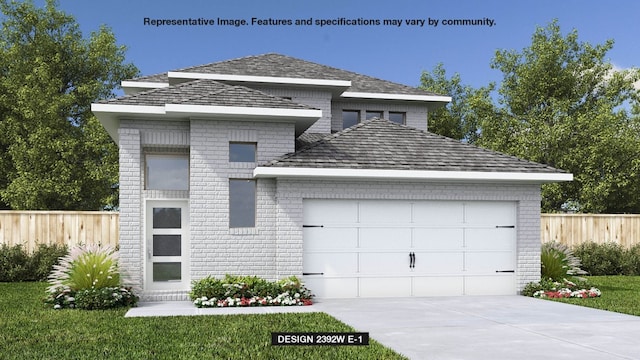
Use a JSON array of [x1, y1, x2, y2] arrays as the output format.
[[229, 179, 256, 228], [146, 155, 189, 190], [389, 112, 406, 124], [153, 208, 181, 229], [342, 110, 359, 129], [153, 262, 181, 282], [153, 235, 181, 256], [229, 143, 256, 162], [366, 111, 383, 120]]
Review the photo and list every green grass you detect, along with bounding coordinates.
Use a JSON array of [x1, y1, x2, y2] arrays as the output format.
[[550, 276, 640, 316], [0, 282, 407, 360]]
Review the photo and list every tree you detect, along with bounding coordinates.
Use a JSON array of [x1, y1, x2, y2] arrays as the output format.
[[478, 20, 640, 213], [0, 0, 138, 210], [419, 63, 496, 142]]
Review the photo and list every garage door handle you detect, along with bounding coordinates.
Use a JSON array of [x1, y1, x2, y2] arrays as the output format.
[[303, 225, 324, 228], [496, 270, 515, 273], [496, 225, 515, 228], [409, 252, 415, 269], [302, 272, 324, 275]]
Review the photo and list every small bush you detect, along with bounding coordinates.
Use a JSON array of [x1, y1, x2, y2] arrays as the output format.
[[48, 244, 120, 292], [190, 274, 314, 308], [0, 244, 29, 282], [573, 242, 625, 275], [189, 275, 225, 299], [541, 242, 586, 281], [621, 244, 640, 276], [0, 243, 67, 282], [45, 245, 136, 310], [27, 244, 68, 281]]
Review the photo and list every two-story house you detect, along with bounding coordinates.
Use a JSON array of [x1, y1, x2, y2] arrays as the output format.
[[92, 53, 571, 301]]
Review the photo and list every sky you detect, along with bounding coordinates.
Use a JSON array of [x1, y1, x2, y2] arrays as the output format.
[[16, 0, 640, 91]]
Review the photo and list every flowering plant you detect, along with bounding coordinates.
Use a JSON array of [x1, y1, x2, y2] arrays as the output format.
[[190, 275, 314, 308], [524, 278, 601, 299]]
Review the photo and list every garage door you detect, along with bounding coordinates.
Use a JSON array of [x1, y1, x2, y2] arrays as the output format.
[[302, 200, 516, 298]]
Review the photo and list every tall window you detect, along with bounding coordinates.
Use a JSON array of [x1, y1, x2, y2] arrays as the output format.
[[229, 179, 256, 228], [342, 110, 359, 129], [366, 111, 383, 120], [389, 112, 406, 124], [229, 142, 256, 162], [145, 154, 189, 190]]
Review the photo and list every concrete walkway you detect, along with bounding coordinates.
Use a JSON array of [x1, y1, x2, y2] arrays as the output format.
[[126, 296, 640, 360]]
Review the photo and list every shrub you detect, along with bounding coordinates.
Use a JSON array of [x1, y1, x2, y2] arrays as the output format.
[[27, 244, 68, 281], [48, 244, 120, 291], [573, 242, 625, 275], [190, 274, 314, 308], [0, 244, 29, 282], [189, 275, 225, 299], [541, 242, 586, 281], [0, 243, 68, 282], [45, 245, 137, 310], [622, 244, 640, 275]]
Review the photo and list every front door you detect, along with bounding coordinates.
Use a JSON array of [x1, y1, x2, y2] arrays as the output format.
[[145, 200, 189, 290]]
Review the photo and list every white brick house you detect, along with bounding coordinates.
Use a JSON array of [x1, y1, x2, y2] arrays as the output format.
[[92, 54, 571, 301]]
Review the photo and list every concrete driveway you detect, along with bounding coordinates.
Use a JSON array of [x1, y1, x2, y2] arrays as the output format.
[[311, 296, 640, 360], [127, 296, 640, 359]]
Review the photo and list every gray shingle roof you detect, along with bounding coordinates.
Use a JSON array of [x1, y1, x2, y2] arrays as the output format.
[[127, 53, 441, 97], [266, 118, 567, 174], [99, 79, 315, 109]]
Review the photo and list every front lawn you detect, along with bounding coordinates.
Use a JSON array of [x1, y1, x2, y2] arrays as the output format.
[[0, 282, 406, 360], [548, 276, 640, 316]]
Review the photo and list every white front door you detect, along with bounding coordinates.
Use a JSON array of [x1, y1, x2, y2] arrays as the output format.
[[145, 200, 189, 291], [303, 199, 516, 298]]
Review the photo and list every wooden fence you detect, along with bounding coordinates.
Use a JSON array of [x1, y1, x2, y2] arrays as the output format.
[[541, 214, 640, 248], [1, 211, 639, 253], [0, 211, 119, 253]]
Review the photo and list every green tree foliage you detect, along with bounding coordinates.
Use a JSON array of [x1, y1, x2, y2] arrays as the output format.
[[424, 20, 640, 213], [419, 63, 496, 142], [0, 0, 138, 210], [481, 20, 640, 213]]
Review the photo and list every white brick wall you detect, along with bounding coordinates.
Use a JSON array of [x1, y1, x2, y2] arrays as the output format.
[[189, 119, 294, 282], [252, 87, 333, 134], [117, 128, 143, 290]]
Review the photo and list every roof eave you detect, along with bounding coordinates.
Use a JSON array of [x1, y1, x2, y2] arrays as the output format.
[[167, 71, 352, 94], [340, 92, 452, 103], [253, 167, 573, 183], [121, 81, 169, 95], [91, 103, 322, 144]]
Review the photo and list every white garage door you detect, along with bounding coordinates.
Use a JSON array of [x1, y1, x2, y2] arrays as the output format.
[[302, 199, 516, 298]]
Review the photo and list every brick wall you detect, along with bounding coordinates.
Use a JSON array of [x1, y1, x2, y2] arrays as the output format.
[[253, 87, 333, 134], [189, 119, 294, 282]]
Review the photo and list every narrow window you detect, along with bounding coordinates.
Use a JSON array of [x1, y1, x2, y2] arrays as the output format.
[[145, 154, 189, 190], [229, 179, 256, 228], [342, 110, 360, 129], [365, 111, 383, 120], [389, 112, 406, 124], [229, 142, 256, 162]]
